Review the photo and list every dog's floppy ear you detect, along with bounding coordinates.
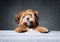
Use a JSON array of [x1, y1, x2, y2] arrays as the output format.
[[35, 11, 38, 14], [15, 12, 22, 24], [15, 10, 26, 24], [15, 14, 20, 24], [34, 11, 39, 19]]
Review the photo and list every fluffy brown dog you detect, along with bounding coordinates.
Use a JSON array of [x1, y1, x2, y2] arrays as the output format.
[[15, 9, 49, 33]]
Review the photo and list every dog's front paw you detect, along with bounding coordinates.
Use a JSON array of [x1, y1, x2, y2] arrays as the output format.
[[15, 27, 27, 33], [15, 28, 20, 32], [35, 27, 49, 33]]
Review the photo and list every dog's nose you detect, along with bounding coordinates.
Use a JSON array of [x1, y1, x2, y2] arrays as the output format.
[[27, 18, 29, 20], [30, 21, 33, 24]]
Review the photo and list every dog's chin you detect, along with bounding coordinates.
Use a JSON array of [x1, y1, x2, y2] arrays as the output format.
[[26, 24, 33, 28], [24, 22, 34, 28]]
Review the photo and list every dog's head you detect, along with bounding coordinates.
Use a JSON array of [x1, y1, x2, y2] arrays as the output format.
[[15, 9, 39, 28]]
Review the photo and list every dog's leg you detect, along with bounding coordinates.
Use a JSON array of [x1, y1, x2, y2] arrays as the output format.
[[34, 27, 49, 33], [15, 27, 27, 33]]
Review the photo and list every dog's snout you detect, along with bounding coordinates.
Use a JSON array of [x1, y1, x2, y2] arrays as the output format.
[[27, 18, 29, 20], [30, 21, 33, 24]]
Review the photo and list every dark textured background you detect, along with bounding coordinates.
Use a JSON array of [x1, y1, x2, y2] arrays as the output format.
[[0, 0, 60, 30]]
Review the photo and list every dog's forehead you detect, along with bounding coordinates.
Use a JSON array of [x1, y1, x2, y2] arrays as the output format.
[[22, 11, 34, 16]]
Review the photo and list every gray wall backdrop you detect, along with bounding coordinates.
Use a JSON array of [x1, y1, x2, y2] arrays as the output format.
[[0, 0, 60, 31]]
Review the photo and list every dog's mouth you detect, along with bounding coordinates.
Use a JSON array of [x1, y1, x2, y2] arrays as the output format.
[[24, 21, 34, 28]]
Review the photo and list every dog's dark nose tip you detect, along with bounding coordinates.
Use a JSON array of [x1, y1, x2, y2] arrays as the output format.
[[30, 21, 33, 24], [27, 18, 29, 20]]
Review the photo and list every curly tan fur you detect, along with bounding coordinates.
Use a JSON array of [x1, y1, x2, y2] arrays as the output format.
[[15, 9, 49, 33]]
